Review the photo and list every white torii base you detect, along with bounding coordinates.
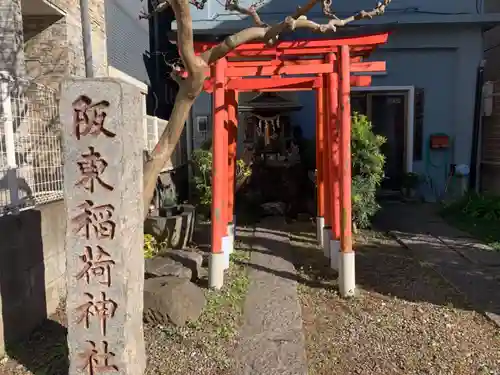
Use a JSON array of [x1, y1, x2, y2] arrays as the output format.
[[338, 251, 356, 297], [208, 252, 225, 290], [316, 216, 324, 245]]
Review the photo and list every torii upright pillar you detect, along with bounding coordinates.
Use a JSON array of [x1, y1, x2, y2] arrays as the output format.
[[315, 77, 326, 245], [209, 57, 228, 289], [225, 89, 238, 262], [327, 52, 341, 270], [338, 45, 355, 297]]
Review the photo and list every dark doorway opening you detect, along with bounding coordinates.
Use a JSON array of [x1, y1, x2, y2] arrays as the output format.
[[352, 91, 408, 190]]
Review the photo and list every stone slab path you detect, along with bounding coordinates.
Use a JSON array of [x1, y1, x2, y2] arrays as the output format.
[[235, 217, 308, 375], [375, 202, 500, 325]]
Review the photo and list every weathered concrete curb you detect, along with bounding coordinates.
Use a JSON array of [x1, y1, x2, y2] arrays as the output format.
[[235, 218, 308, 375]]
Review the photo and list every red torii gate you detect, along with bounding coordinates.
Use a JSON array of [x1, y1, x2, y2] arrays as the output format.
[[194, 32, 389, 297]]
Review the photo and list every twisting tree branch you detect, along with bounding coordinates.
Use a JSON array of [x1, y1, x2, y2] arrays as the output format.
[[225, 0, 267, 27]]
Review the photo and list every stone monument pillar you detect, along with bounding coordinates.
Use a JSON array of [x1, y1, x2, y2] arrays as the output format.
[[60, 78, 146, 375]]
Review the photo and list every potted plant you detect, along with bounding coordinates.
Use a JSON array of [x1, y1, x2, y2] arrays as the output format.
[[401, 172, 420, 199]]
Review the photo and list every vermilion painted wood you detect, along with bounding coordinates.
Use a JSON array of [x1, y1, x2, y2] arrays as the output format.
[[224, 61, 385, 77], [350, 61, 385, 73], [210, 58, 228, 254], [194, 33, 389, 53], [226, 90, 238, 225], [316, 77, 325, 218], [225, 63, 334, 77], [226, 59, 383, 71], [339, 45, 353, 253], [202, 76, 372, 92], [327, 52, 341, 240], [225, 58, 355, 67], [322, 71, 331, 228], [204, 46, 376, 58]]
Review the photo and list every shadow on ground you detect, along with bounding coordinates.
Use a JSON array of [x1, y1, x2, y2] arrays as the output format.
[[3, 319, 69, 375], [232, 204, 500, 317]]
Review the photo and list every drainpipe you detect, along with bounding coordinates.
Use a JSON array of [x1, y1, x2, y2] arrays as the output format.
[[469, 60, 485, 192], [79, 0, 94, 77]]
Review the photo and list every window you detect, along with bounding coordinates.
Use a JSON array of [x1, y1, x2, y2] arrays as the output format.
[[196, 116, 208, 133]]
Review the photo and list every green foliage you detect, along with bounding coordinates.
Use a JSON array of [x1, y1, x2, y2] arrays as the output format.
[[191, 148, 213, 208], [144, 234, 160, 259], [441, 193, 500, 251], [351, 113, 386, 228], [444, 193, 500, 221], [190, 140, 252, 212]]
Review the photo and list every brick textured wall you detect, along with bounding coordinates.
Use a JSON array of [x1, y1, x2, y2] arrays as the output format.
[[23, 0, 108, 88], [0, 201, 66, 355], [0, 0, 26, 79]]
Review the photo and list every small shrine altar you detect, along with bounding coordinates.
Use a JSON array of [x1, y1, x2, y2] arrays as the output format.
[[240, 92, 302, 165]]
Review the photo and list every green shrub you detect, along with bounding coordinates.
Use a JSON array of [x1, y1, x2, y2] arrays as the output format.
[[190, 140, 252, 213], [351, 113, 386, 228], [444, 193, 500, 221], [191, 148, 213, 208], [144, 234, 160, 259]]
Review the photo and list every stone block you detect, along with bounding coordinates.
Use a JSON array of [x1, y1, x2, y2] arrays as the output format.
[[143, 276, 206, 327], [162, 249, 204, 280], [60, 78, 146, 375], [145, 256, 192, 280]]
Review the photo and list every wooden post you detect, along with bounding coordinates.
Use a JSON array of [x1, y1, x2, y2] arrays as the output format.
[[209, 58, 227, 289], [315, 78, 325, 244], [327, 52, 341, 270], [225, 89, 238, 263], [339, 45, 355, 297]]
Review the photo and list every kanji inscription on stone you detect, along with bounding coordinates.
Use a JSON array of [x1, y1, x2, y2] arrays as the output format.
[[75, 292, 117, 336], [61, 78, 146, 375], [71, 200, 116, 240], [76, 340, 118, 374], [75, 246, 115, 287], [76, 146, 113, 193], [73, 95, 116, 140]]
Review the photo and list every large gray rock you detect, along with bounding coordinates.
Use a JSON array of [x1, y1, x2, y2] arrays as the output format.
[[145, 256, 192, 280], [162, 249, 203, 280], [60, 78, 146, 374], [143, 276, 206, 326]]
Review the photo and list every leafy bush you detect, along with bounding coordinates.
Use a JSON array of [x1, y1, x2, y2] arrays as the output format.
[[144, 234, 160, 259], [190, 140, 252, 212], [191, 148, 213, 208], [351, 113, 386, 228], [444, 193, 500, 221]]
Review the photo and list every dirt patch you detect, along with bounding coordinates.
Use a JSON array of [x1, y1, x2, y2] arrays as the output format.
[[0, 248, 250, 375], [290, 222, 500, 375]]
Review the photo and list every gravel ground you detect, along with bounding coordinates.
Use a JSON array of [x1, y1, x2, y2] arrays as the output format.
[[290, 223, 500, 375], [0, 248, 250, 375]]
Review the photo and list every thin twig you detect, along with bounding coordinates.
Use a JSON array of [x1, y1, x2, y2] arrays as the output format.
[[225, 0, 267, 26]]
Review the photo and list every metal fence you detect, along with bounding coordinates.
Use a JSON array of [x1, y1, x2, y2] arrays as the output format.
[[0, 74, 63, 215], [0, 73, 185, 216]]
